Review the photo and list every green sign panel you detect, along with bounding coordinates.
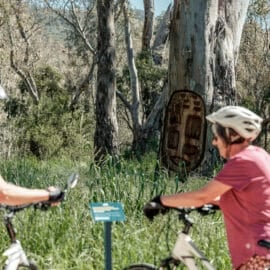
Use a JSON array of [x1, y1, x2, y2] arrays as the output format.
[[90, 202, 126, 222]]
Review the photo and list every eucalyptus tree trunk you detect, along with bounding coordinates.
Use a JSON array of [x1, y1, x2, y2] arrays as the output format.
[[122, 1, 142, 136], [94, 0, 118, 162], [163, 0, 250, 173], [152, 4, 172, 65], [116, 0, 165, 154], [168, 0, 249, 107], [142, 0, 154, 51]]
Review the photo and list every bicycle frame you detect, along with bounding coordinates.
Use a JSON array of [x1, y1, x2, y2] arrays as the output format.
[[170, 230, 216, 270], [3, 241, 31, 270], [1, 207, 38, 270], [124, 229, 216, 270], [157, 207, 217, 270], [125, 205, 270, 270], [124, 206, 219, 270]]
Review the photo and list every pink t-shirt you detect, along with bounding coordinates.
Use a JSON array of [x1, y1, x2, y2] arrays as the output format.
[[214, 145, 270, 269]]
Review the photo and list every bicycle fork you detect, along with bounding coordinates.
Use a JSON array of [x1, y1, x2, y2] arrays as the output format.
[[171, 232, 216, 270], [2, 214, 31, 270]]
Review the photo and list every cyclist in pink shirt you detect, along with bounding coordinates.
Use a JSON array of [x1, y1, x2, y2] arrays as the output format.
[[144, 106, 270, 269]]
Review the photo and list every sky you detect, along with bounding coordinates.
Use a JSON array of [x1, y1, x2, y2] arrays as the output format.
[[129, 0, 173, 16]]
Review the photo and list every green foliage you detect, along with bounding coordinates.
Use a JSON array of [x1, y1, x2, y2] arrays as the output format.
[[248, 0, 269, 17], [0, 155, 231, 269], [4, 65, 94, 159], [237, 0, 270, 119], [116, 50, 167, 118], [136, 50, 167, 117], [4, 97, 28, 118]]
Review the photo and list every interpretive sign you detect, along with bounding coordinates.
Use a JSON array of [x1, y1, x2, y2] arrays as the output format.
[[89, 202, 126, 270], [90, 202, 125, 222]]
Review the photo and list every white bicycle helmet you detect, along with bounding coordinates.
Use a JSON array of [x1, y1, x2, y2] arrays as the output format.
[[206, 106, 263, 141]]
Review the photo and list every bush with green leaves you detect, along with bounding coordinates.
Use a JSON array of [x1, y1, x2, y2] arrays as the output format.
[[4, 65, 94, 159], [117, 50, 167, 119]]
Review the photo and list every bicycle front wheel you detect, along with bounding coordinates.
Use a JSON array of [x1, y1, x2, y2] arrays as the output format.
[[18, 260, 38, 270], [123, 263, 158, 270]]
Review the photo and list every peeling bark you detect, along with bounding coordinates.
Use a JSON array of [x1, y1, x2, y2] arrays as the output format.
[[169, 0, 249, 108], [152, 4, 172, 65]]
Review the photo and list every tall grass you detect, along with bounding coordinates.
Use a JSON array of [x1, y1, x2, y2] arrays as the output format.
[[0, 154, 231, 269]]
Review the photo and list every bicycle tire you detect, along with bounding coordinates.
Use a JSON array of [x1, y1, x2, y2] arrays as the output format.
[[18, 260, 38, 270], [123, 263, 158, 270]]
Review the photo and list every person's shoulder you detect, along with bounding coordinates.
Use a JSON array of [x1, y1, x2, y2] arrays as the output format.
[[235, 145, 270, 166], [230, 146, 258, 163], [248, 145, 269, 155]]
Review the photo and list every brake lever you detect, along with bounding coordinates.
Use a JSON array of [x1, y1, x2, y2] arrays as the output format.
[[34, 202, 50, 211], [197, 204, 220, 215]]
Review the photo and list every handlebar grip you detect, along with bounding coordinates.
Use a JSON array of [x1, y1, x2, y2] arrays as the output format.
[[48, 189, 65, 203], [197, 204, 220, 215], [34, 190, 65, 210]]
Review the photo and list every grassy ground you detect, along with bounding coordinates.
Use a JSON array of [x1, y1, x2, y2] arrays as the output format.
[[0, 154, 231, 269]]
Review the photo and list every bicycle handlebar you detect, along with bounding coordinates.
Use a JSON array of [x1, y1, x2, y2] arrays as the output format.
[[143, 200, 220, 223], [0, 203, 34, 213], [0, 173, 79, 214], [176, 204, 220, 216]]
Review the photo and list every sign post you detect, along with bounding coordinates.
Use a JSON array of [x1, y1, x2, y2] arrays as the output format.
[[90, 202, 126, 270]]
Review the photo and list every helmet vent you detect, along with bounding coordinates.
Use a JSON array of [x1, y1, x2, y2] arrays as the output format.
[[225, 114, 236, 118], [243, 121, 255, 126]]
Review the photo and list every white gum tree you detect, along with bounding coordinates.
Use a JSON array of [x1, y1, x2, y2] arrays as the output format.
[[161, 0, 250, 173], [168, 0, 250, 107]]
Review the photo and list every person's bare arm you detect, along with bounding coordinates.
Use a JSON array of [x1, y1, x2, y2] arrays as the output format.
[[161, 180, 231, 208], [0, 175, 49, 206]]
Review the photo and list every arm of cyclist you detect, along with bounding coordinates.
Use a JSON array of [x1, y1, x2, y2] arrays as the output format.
[[208, 195, 221, 206], [0, 175, 63, 206], [162, 180, 230, 208], [144, 180, 231, 219]]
